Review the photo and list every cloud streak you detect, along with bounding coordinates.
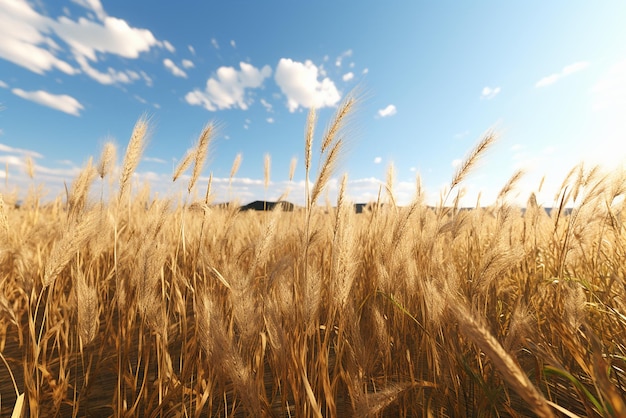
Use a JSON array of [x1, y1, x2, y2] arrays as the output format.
[[535, 61, 589, 88], [480, 86, 501, 99], [163, 58, 187, 78], [12, 88, 84, 116]]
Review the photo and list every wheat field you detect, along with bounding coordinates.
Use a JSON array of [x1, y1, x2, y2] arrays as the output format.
[[1, 102, 626, 417]]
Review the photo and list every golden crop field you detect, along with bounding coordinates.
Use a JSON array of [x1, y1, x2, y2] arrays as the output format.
[[1, 101, 625, 417]]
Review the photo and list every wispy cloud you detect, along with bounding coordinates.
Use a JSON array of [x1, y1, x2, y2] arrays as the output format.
[[0, 143, 43, 158], [480, 86, 501, 100], [342, 72, 354, 82], [12, 88, 84, 116], [591, 59, 626, 111], [75, 55, 140, 85], [143, 156, 167, 164], [373, 157, 382, 164], [377, 104, 397, 118], [211, 38, 219, 49], [188, 45, 195, 55], [182, 59, 194, 69], [185, 62, 272, 111], [335, 49, 353, 67], [230, 40, 236, 48], [535, 61, 589, 88], [0, 80, 7, 88], [163, 58, 187, 78], [163, 40, 175, 53], [266, 117, 274, 124], [274, 58, 340, 112], [260, 98, 273, 112]]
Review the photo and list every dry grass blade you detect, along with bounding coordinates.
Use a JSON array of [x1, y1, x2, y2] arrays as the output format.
[[11, 392, 24, 418]]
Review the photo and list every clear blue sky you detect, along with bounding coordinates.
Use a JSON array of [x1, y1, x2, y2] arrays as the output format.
[[1, 0, 625, 206]]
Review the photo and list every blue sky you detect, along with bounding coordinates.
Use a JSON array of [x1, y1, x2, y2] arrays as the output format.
[[1, 0, 625, 206]]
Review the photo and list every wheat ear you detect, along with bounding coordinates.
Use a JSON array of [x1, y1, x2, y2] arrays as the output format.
[[451, 130, 497, 191], [188, 123, 213, 194], [448, 301, 555, 417], [172, 149, 193, 182], [119, 115, 149, 200], [97, 141, 117, 179], [0, 194, 8, 236]]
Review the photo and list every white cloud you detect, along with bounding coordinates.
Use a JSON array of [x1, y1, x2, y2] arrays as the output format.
[[188, 45, 195, 55], [133, 94, 147, 104], [0, 80, 7, 88], [335, 49, 353, 67], [451, 158, 462, 168], [266, 117, 274, 123], [230, 40, 236, 48], [362, 68, 369, 74], [535, 61, 590, 88], [12, 88, 84, 116], [377, 104, 397, 118], [0, 0, 162, 85], [163, 58, 187, 78], [163, 40, 175, 53], [0, 0, 78, 75], [182, 59, 194, 69], [342, 72, 354, 82], [211, 38, 219, 49], [260, 98, 273, 112], [374, 157, 382, 164], [274, 58, 341, 112], [185, 62, 272, 111], [480, 86, 501, 100]]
